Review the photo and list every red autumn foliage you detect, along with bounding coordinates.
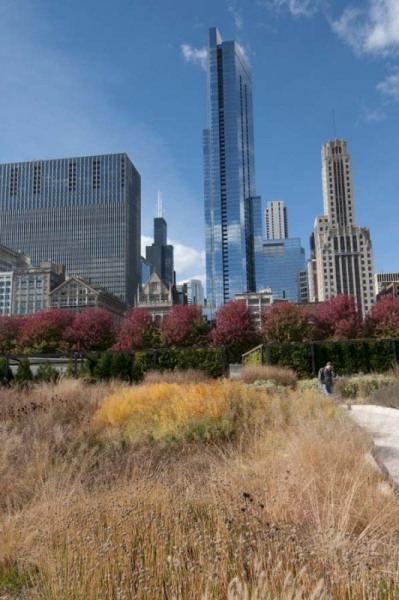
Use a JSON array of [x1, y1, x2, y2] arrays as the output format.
[[113, 308, 160, 350], [261, 302, 310, 343], [18, 309, 74, 352], [161, 305, 209, 347], [210, 301, 260, 353], [368, 296, 399, 338], [313, 294, 362, 340], [63, 308, 115, 351]]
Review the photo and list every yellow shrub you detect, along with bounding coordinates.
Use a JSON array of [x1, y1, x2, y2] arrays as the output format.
[[94, 381, 259, 442]]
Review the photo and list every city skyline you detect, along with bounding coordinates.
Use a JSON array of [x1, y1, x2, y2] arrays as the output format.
[[0, 0, 398, 291]]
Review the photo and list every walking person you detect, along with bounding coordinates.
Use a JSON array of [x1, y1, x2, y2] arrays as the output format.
[[318, 361, 336, 396]]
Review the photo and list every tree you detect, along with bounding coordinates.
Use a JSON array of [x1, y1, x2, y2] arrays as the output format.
[[211, 301, 260, 361], [313, 294, 362, 341], [63, 308, 115, 351], [113, 308, 160, 350], [0, 316, 22, 353], [161, 305, 210, 347], [261, 302, 311, 343], [18, 310, 74, 353], [369, 296, 399, 338]]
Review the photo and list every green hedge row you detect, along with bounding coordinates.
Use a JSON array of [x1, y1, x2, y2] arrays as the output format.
[[78, 347, 227, 382], [262, 339, 399, 378]]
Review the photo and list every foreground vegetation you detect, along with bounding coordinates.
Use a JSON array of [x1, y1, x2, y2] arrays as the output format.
[[1, 374, 399, 598]]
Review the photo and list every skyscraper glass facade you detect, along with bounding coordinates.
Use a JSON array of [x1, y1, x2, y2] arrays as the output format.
[[204, 27, 263, 311], [0, 154, 141, 305], [263, 238, 305, 302]]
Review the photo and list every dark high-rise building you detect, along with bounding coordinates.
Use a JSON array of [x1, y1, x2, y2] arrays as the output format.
[[145, 197, 174, 287], [204, 27, 263, 311], [0, 154, 141, 305]]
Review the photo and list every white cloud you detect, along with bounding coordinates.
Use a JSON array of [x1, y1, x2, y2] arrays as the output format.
[[141, 236, 205, 282], [377, 71, 399, 99], [236, 43, 251, 65], [180, 44, 208, 71], [264, 0, 320, 18], [172, 241, 205, 275], [330, 0, 399, 56], [227, 0, 243, 30], [141, 236, 153, 256], [359, 105, 387, 122]]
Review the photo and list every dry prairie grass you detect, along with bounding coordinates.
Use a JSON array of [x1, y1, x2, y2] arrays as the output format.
[[241, 364, 298, 388], [142, 368, 210, 384], [1, 379, 399, 599]]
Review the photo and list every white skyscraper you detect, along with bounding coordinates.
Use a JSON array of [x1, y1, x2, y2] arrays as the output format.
[[265, 200, 288, 240], [314, 140, 375, 316]]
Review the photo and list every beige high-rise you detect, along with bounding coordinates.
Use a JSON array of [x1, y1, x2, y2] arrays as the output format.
[[314, 140, 375, 317]]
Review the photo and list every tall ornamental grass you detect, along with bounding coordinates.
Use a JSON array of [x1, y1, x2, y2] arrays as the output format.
[[1, 379, 399, 598]]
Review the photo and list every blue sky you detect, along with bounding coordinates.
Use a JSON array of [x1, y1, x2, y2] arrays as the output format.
[[0, 0, 398, 289]]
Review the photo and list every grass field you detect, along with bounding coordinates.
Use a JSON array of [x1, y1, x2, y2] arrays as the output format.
[[1, 376, 399, 598]]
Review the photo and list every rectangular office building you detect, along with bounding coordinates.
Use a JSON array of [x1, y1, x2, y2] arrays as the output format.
[[0, 154, 141, 305]]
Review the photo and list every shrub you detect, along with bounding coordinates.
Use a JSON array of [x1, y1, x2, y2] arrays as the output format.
[[132, 351, 155, 383], [0, 358, 13, 385], [93, 381, 263, 445], [14, 358, 33, 384], [171, 347, 226, 379], [92, 354, 113, 381], [241, 364, 297, 388], [35, 361, 60, 384], [369, 382, 399, 408], [297, 378, 322, 392], [110, 353, 133, 382], [269, 345, 312, 379], [142, 369, 210, 385], [334, 375, 395, 399]]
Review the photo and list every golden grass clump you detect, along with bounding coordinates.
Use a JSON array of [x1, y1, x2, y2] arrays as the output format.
[[241, 363, 298, 388], [93, 380, 265, 443]]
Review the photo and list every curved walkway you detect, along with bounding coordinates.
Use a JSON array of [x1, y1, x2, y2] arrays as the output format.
[[349, 404, 399, 488]]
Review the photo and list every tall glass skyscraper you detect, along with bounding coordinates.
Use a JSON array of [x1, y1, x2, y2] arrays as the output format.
[[204, 27, 263, 311], [0, 153, 140, 305]]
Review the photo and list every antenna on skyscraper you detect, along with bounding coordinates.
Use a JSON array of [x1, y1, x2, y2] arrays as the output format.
[[156, 189, 163, 218], [332, 110, 337, 139]]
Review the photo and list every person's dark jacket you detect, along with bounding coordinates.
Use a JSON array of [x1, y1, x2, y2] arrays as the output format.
[[318, 367, 335, 386]]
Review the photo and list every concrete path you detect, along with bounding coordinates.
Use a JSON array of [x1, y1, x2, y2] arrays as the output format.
[[349, 404, 399, 487]]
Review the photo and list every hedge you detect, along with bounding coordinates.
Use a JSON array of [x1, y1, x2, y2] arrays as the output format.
[[77, 347, 227, 382], [250, 339, 399, 378]]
